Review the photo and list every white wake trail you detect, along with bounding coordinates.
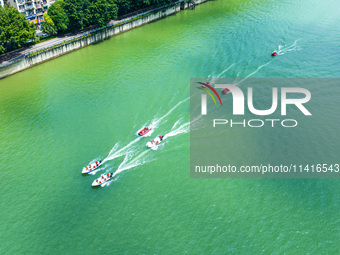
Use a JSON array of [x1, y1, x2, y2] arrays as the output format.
[[207, 63, 235, 85], [164, 121, 190, 140], [103, 120, 191, 183], [103, 137, 140, 163], [234, 61, 271, 86], [277, 39, 302, 55], [172, 118, 183, 130], [85, 98, 190, 175], [216, 63, 236, 79], [112, 150, 152, 178], [151, 97, 189, 128]]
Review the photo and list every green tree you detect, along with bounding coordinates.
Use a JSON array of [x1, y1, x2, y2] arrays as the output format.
[[62, 0, 118, 29], [41, 13, 57, 35], [0, 6, 36, 54], [114, 0, 172, 16], [48, 0, 69, 32], [90, 0, 118, 27], [63, 0, 92, 30], [45, 0, 171, 34]]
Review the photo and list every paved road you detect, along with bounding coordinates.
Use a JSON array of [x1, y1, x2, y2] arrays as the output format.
[[0, 27, 96, 64]]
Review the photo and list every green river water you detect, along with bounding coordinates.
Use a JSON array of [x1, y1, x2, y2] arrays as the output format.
[[0, 0, 339, 254]]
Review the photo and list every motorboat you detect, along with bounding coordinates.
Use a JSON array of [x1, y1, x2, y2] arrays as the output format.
[[82, 161, 103, 174], [92, 173, 114, 187]]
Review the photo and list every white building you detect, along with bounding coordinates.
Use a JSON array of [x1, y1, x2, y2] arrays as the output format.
[[0, 0, 8, 7], [4, 0, 56, 28]]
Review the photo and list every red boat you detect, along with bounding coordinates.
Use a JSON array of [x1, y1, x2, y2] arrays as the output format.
[[272, 51, 278, 56], [138, 127, 152, 137], [222, 88, 230, 94]]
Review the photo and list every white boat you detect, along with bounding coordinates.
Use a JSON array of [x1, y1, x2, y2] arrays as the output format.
[[82, 161, 103, 174], [146, 135, 164, 150], [92, 173, 114, 187]]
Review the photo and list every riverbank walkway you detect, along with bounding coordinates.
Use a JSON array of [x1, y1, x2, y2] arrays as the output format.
[[0, 1, 188, 66]]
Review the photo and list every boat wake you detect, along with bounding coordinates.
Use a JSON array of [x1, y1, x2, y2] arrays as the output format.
[[208, 63, 236, 84], [205, 61, 271, 88], [102, 97, 189, 159], [102, 119, 190, 183], [100, 150, 153, 187], [164, 121, 190, 140], [276, 39, 302, 55], [234, 61, 271, 86], [84, 138, 140, 175], [203, 64, 235, 92], [103, 137, 140, 163], [116, 150, 152, 176], [150, 120, 190, 151], [150, 97, 189, 129], [86, 98, 191, 184]]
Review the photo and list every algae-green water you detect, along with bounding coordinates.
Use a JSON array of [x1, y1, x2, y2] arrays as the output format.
[[0, 0, 339, 253]]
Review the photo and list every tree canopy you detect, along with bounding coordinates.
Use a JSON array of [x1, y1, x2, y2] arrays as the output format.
[[0, 0, 173, 54], [41, 13, 57, 35], [0, 6, 36, 54], [115, 0, 173, 16], [49, 0, 118, 30], [90, 0, 118, 27], [48, 0, 173, 33], [47, 0, 69, 33]]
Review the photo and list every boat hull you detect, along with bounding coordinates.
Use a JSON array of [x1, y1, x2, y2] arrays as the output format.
[[138, 128, 152, 137], [82, 162, 103, 174], [147, 136, 163, 149], [92, 173, 114, 187]]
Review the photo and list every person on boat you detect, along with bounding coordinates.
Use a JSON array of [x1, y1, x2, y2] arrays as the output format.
[[142, 127, 148, 135], [272, 51, 277, 56]]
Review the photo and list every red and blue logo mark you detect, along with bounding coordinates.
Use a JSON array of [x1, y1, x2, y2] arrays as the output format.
[[197, 82, 222, 106]]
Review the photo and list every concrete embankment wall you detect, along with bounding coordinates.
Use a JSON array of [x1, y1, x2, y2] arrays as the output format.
[[0, 0, 209, 79]]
